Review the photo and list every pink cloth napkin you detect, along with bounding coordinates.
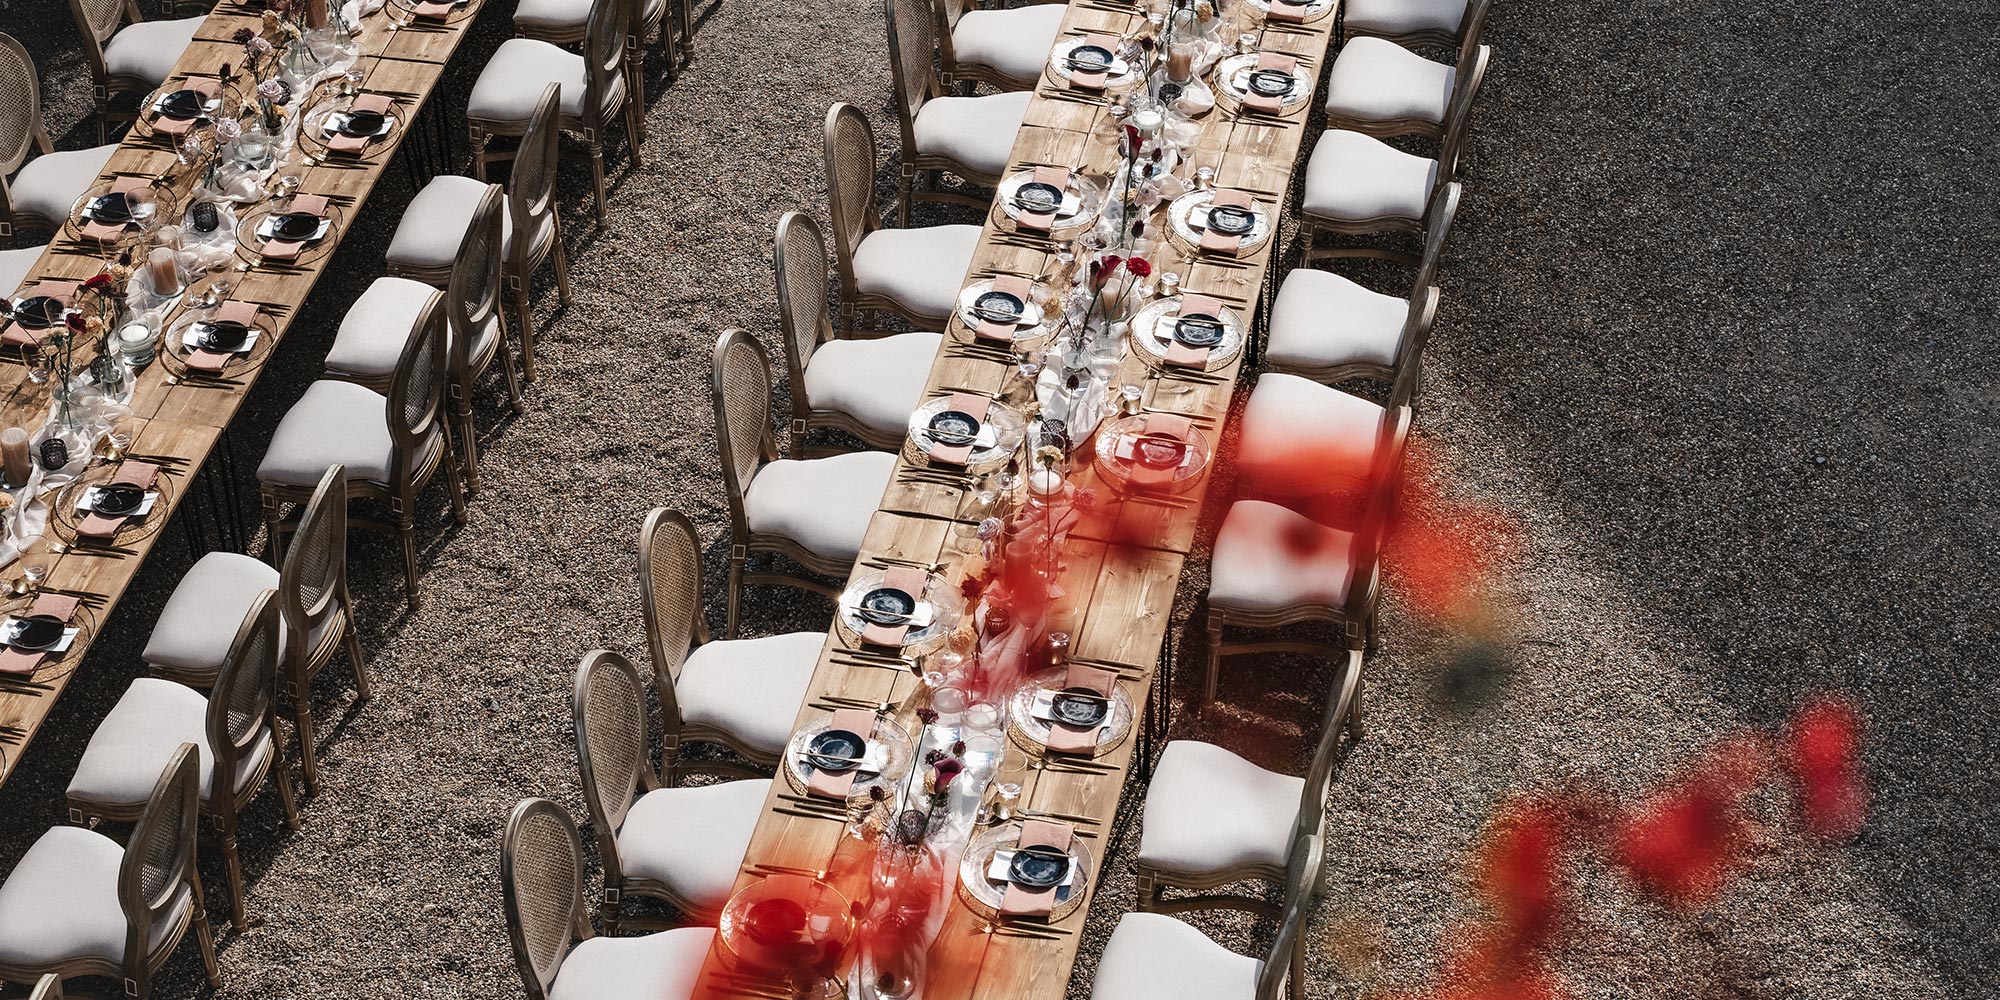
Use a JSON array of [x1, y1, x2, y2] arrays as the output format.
[[1244, 53, 1298, 114], [2, 279, 78, 346], [1198, 191, 1255, 254], [1267, 0, 1310, 23], [859, 566, 928, 647], [0, 594, 79, 677], [414, 0, 454, 19], [1015, 166, 1071, 233], [327, 94, 394, 155], [1165, 294, 1222, 367], [263, 195, 328, 260], [81, 177, 147, 242], [999, 819, 1075, 917], [974, 275, 1033, 343], [188, 301, 259, 372], [926, 393, 990, 466], [805, 708, 878, 800], [76, 461, 159, 540], [1069, 34, 1117, 91], [1044, 664, 1116, 755], [152, 76, 220, 136], [1125, 413, 1192, 490]]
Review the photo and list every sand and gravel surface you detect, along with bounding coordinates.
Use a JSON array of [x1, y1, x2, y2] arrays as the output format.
[[0, 0, 1993, 997]]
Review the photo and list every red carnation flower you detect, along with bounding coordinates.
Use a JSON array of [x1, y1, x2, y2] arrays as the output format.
[[1125, 257, 1152, 278], [82, 273, 114, 292]]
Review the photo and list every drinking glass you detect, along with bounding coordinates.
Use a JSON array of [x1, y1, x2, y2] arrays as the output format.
[[964, 701, 1002, 734], [987, 746, 1031, 822], [19, 560, 47, 597], [931, 685, 969, 727]]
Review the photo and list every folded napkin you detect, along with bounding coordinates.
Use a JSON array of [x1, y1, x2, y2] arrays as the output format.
[[1, 279, 78, 347], [1126, 413, 1193, 490], [999, 819, 1075, 917], [1267, 0, 1311, 23], [1198, 191, 1255, 254], [1243, 53, 1298, 115], [263, 195, 329, 260], [414, 0, 455, 19], [76, 461, 160, 540], [1015, 166, 1071, 233], [926, 393, 991, 467], [1069, 34, 1118, 91], [1045, 663, 1116, 755], [859, 566, 928, 647], [81, 177, 148, 242], [327, 95, 395, 155], [188, 301, 258, 372], [974, 275, 1033, 343], [152, 77, 221, 136], [805, 708, 878, 800], [1165, 294, 1223, 367], [0, 593, 80, 677]]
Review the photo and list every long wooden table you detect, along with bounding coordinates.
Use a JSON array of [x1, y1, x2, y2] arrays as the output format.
[[698, 4, 1341, 997], [0, 4, 486, 789]]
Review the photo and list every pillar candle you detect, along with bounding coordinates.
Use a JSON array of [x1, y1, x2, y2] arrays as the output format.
[[148, 247, 179, 293], [1, 428, 30, 487]]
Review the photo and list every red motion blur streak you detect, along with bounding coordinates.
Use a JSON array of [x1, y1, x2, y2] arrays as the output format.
[[1788, 695, 1867, 840], [1610, 738, 1769, 907]]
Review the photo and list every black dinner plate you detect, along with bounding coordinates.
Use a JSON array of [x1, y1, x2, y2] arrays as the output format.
[[270, 212, 322, 241], [158, 88, 208, 119], [856, 586, 917, 626], [1008, 844, 1072, 889], [1172, 314, 1226, 348], [1067, 45, 1114, 73], [85, 193, 132, 225], [333, 110, 387, 138], [196, 320, 252, 352], [8, 614, 66, 651], [806, 729, 867, 774], [10, 296, 64, 330], [972, 290, 1025, 325], [1050, 688, 1109, 728], [928, 409, 982, 447], [1205, 204, 1256, 236], [92, 484, 147, 516], [1247, 68, 1296, 98], [1013, 181, 1063, 214]]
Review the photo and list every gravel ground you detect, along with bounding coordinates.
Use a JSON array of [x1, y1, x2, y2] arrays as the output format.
[[0, 0, 1994, 998]]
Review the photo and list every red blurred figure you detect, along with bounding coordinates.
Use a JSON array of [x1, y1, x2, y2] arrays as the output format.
[[1786, 695, 1866, 839], [1383, 929, 1565, 1000], [1610, 739, 1769, 906], [1478, 801, 1566, 953]]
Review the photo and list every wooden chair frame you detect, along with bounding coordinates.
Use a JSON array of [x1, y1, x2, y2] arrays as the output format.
[[822, 102, 948, 336], [772, 210, 907, 453], [931, 0, 1042, 93], [445, 183, 524, 493], [500, 797, 594, 1000], [274, 464, 368, 794], [884, 0, 1006, 225], [65, 0, 156, 144], [514, 0, 669, 140], [1347, 0, 1490, 51], [0, 33, 64, 242], [1323, 0, 1493, 138]]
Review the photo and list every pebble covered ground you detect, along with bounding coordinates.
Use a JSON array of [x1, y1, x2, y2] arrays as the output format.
[[0, 0, 1992, 997]]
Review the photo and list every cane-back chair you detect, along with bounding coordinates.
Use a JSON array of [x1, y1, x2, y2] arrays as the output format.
[[515, 0, 673, 137], [64, 0, 203, 143], [0, 34, 123, 242], [933, 0, 1065, 93], [822, 103, 980, 335], [884, 0, 1029, 224], [1344, 0, 1487, 50]]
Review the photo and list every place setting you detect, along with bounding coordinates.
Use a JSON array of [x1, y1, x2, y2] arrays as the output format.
[[1167, 188, 1273, 256], [1243, 0, 1340, 24], [1213, 51, 1313, 117], [1006, 663, 1135, 760], [66, 177, 175, 245], [1048, 34, 1145, 92], [0, 282, 76, 351], [994, 166, 1103, 237], [904, 393, 1028, 471], [159, 300, 278, 381], [46, 460, 176, 550], [130, 75, 243, 140], [782, 710, 915, 802], [833, 567, 966, 653], [1091, 410, 1213, 496], [298, 93, 405, 162], [236, 193, 344, 267], [956, 817, 1095, 924], [957, 275, 1056, 346], [386, 0, 484, 27], [1127, 292, 1247, 371], [0, 590, 97, 685]]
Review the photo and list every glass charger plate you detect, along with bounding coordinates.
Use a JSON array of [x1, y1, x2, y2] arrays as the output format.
[[66, 178, 178, 244], [1047, 37, 1145, 89], [158, 305, 279, 381], [1243, 0, 1339, 21], [956, 278, 1055, 342], [130, 78, 247, 140], [903, 396, 1026, 472], [780, 714, 915, 799], [297, 96, 406, 161], [834, 569, 966, 652], [1091, 412, 1213, 495], [1212, 53, 1315, 114], [46, 465, 180, 549], [955, 820, 1094, 921], [1166, 189, 1274, 255], [1127, 295, 1246, 372], [994, 169, 1103, 235], [1005, 667, 1135, 759], [0, 593, 98, 686], [235, 200, 346, 268]]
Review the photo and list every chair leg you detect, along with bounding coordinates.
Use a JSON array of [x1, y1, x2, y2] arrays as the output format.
[[623, 99, 645, 164], [897, 164, 914, 227], [1135, 866, 1161, 912], [261, 490, 284, 568], [394, 500, 422, 611], [469, 126, 490, 182], [628, 54, 649, 142], [221, 828, 249, 932], [725, 548, 745, 639], [498, 342, 523, 412], [602, 891, 623, 937], [191, 874, 221, 985], [344, 602, 373, 701], [295, 697, 321, 796], [587, 137, 608, 225], [510, 274, 538, 383], [454, 386, 481, 496], [552, 219, 572, 305], [1202, 610, 1224, 708], [440, 430, 468, 523], [273, 741, 302, 830]]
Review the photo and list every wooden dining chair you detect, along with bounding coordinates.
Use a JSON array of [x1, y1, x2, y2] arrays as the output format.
[[1324, 0, 1493, 138], [638, 507, 820, 781], [1136, 650, 1361, 916], [27, 973, 61, 1000], [1266, 183, 1460, 400], [885, 0, 1031, 224], [258, 289, 466, 610], [64, 0, 204, 144], [67, 591, 301, 931], [469, 0, 642, 224], [1298, 43, 1488, 260], [822, 103, 981, 334], [773, 210, 942, 453], [0, 33, 122, 242], [0, 744, 220, 999], [932, 0, 1066, 93], [573, 650, 771, 929], [1202, 405, 1412, 707], [1344, 0, 1488, 50], [500, 797, 716, 1000], [390, 84, 570, 383], [1091, 837, 1317, 1000], [710, 328, 896, 636], [514, 0, 671, 137]]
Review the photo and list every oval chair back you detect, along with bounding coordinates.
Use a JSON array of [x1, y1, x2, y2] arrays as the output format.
[[500, 797, 593, 1000]]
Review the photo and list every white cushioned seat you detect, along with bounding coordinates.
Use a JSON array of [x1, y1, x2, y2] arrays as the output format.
[[803, 331, 942, 440], [1324, 37, 1454, 125], [851, 224, 981, 322], [257, 379, 442, 487], [675, 631, 823, 756], [1265, 270, 1406, 371], [1139, 739, 1305, 873], [141, 552, 278, 680], [953, 5, 1067, 84], [385, 174, 554, 276], [1090, 912, 1262, 1000], [9, 144, 118, 227], [0, 825, 192, 969], [467, 38, 625, 124], [913, 90, 1032, 179], [323, 276, 499, 382], [1301, 130, 1438, 225], [516, 0, 665, 31], [101, 16, 204, 85], [0, 245, 43, 294], [1236, 373, 1385, 496], [1344, 0, 1467, 39], [66, 678, 272, 806], [1209, 500, 1356, 613], [743, 450, 895, 564], [550, 926, 714, 1000], [617, 779, 771, 914]]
